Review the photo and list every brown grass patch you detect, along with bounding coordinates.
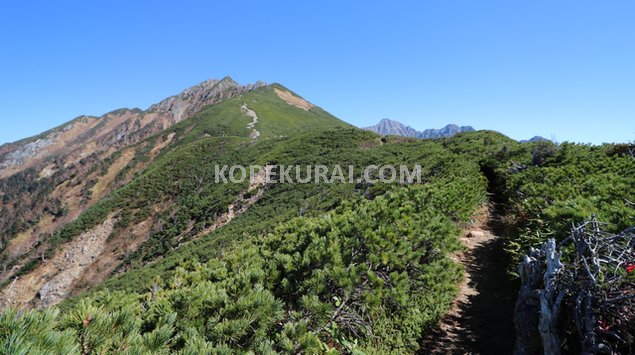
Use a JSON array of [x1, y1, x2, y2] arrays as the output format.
[[91, 149, 135, 200], [274, 88, 315, 111]]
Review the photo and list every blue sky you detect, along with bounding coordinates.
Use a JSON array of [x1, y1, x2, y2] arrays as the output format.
[[0, 0, 634, 144]]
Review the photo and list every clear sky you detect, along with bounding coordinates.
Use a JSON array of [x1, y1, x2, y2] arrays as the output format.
[[1, 0, 634, 145]]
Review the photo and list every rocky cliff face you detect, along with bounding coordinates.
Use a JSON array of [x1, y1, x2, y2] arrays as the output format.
[[0, 76, 264, 179], [0, 138, 54, 172], [364, 119, 475, 139], [148, 77, 266, 122]]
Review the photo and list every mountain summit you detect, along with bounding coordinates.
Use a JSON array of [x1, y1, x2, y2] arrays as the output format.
[[364, 119, 475, 139], [363, 118, 418, 137]]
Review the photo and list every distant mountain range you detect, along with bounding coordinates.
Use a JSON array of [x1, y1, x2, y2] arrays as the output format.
[[519, 136, 549, 143], [364, 118, 549, 142], [363, 119, 474, 139]]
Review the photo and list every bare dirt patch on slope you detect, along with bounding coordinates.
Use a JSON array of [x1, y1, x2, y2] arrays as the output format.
[[4, 215, 55, 261], [71, 217, 154, 293], [150, 132, 176, 156], [91, 149, 135, 200], [190, 166, 272, 241], [0, 215, 116, 309], [274, 88, 315, 111]]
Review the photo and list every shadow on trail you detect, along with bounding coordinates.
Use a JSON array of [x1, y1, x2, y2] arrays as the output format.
[[419, 206, 518, 355], [460, 236, 517, 354]]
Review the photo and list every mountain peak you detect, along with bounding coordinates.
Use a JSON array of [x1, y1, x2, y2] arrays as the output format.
[[520, 135, 550, 143], [149, 77, 266, 121], [378, 118, 398, 124], [0, 77, 268, 178], [364, 119, 475, 139], [221, 75, 237, 83], [418, 124, 475, 139], [364, 119, 418, 137]]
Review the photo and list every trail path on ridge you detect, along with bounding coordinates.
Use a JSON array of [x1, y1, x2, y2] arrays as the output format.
[[241, 103, 260, 139], [420, 204, 517, 354]]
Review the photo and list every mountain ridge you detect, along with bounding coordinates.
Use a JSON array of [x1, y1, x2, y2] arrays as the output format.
[[0, 78, 348, 310], [364, 118, 552, 143], [0, 76, 264, 179], [364, 118, 475, 139], [519, 135, 549, 143]]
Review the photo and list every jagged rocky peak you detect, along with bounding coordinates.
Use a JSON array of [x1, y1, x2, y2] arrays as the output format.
[[417, 124, 475, 139], [364, 119, 475, 139], [181, 76, 237, 99], [364, 118, 418, 137], [148, 76, 267, 121]]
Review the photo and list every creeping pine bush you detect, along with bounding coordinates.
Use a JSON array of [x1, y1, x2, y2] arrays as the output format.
[[1, 177, 485, 354]]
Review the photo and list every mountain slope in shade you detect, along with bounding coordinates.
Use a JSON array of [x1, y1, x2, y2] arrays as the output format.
[[364, 118, 475, 139]]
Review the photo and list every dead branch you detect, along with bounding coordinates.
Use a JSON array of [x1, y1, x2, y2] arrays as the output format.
[[515, 218, 635, 354]]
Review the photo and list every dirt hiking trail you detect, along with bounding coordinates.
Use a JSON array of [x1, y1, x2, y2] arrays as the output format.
[[241, 103, 260, 139], [420, 204, 517, 354]]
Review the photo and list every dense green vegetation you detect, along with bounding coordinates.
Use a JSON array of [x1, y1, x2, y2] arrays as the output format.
[[2, 123, 491, 352], [433, 132, 635, 273], [163, 84, 350, 146], [3, 85, 350, 280], [484, 140, 635, 268], [3, 179, 485, 353], [2, 84, 634, 353], [76, 129, 486, 295]]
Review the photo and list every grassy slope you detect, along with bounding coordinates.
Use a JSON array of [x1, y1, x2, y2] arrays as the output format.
[[163, 84, 351, 145]]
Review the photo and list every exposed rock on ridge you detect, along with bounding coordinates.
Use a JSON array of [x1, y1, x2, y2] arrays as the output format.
[[0, 76, 266, 178]]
